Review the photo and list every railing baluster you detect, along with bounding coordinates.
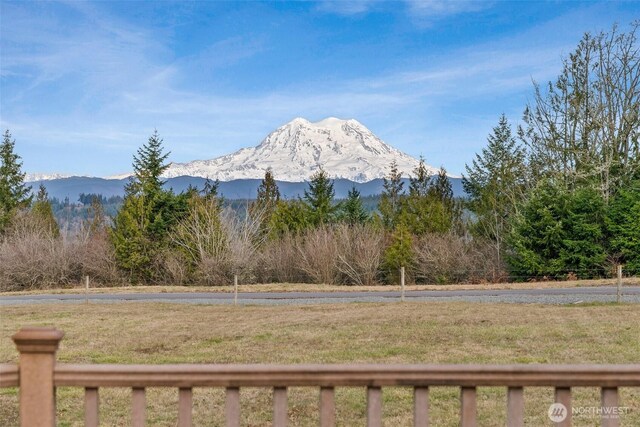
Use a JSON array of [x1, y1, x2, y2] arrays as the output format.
[[601, 387, 619, 427], [132, 387, 146, 427], [84, 387, 99, 427], [507, 386, 524, 427], [320, 386, 335, 427], [178, 387, 193, 426], [413, 386, 429, 427], [554, 387, 571, 427], [225, 387, 241, 427], [367, 386, 382, 427], [460, 386, 477, 427], [273, 386, 288, 426]]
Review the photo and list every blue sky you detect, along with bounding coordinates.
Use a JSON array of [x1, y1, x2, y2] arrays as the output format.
[[1, 1, 638, 177]]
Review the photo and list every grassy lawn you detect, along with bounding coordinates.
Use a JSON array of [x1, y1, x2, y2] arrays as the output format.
[[1, 301, 639, 426]]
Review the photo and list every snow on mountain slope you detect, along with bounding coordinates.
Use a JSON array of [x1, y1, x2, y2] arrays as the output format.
[[25, 173, 74, 182], [163, 117, 437, 182]]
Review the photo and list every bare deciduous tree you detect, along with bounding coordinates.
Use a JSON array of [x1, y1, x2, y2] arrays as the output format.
[[296, 226, 340, 285], [522, 22, 640, 201], [257, 232, 304, 283], [336, 224, 384, 286], [0, 212, 80, 290], [412, 233, 508, 284]]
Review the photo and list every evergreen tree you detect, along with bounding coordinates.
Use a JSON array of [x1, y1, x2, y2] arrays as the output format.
[[432, 167, 465, 234], [269, 199, 310, 237], [126, 130, 170, 201], [338, 186, 369, 225], [378, 160, 405, 229], [197, 179, 223, 212], [607, 180, 640, 274], [31, 184, 59, 237], [383, 222, 414, 282], [404, 160, 453, 235], [111, 195, 152, 280], [508, 180, 569, 279], [463, 115, 528, 263], [202, 179, 221, 201], [251, 168, 280, 227], [560, 188, 608, 278], [256, 168, 280, 207], [111, 131, 182, 282], [509, 181, 609, 279], [431, 167, 453, 205], [87, 195, 107, 235], [303, 168, 337, 225], [0, 130, 32, 232], [408, 157, 431, 197]]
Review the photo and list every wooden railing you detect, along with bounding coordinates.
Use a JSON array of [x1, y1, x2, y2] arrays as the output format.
[[1, 327, 639, 426]]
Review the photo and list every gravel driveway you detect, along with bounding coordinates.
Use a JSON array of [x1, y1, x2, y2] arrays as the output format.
[[1, 286, 638, 305]]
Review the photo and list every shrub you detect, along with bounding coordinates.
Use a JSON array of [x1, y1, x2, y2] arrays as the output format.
[[335, 224, 384, 285], [256, 233, 303, 283], [412, 233, 507, 284], [0, 212, 81, 290], [296, 226, 340, 284]]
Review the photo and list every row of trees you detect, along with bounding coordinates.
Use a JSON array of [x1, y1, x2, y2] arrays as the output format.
[[106, 128, 475, 284], [463, 23, 640, 278], [1, 23, 638, 289], [1, 130, 119, 290], [0, 125, 487, 288]]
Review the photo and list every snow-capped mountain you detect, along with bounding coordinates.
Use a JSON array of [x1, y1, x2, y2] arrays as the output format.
[[25, 173, 74, 182], [163, 117, 436, 182]]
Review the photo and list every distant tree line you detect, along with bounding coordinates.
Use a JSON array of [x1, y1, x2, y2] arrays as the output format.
[[0, 23, 638, 290]]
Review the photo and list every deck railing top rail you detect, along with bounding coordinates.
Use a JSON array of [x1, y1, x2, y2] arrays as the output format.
[[4, 363, 640, 389], [0, 363, 19, 387], [52, 363, 640, 388]]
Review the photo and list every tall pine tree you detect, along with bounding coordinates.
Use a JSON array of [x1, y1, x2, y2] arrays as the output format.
[[338, 186, 369, 225], [303, 168, 337, 225], [431, 167, 454, 205], [378, 160, 405, 229], [251, 168, 280, 225], [111, 131, 179, 282], [0, 130, 32, 232], [405, 160, 453, 235], [31, 184, 59, 238], [125, 130, 169, 200], [256, 168, 280, 206], [408, 157, 431, 198], [463, 115, 527, 263]]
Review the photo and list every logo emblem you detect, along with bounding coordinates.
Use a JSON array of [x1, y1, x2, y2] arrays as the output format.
[[548, 403, 568, 422]]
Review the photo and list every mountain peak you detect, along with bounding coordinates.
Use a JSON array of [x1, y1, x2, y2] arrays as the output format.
[[163, 117, 437, 182], [313, 116, 347, 125], [289, 117, 310, 125]]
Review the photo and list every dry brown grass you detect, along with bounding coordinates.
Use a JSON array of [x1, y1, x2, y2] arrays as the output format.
[[1, 301, 639, 426]]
